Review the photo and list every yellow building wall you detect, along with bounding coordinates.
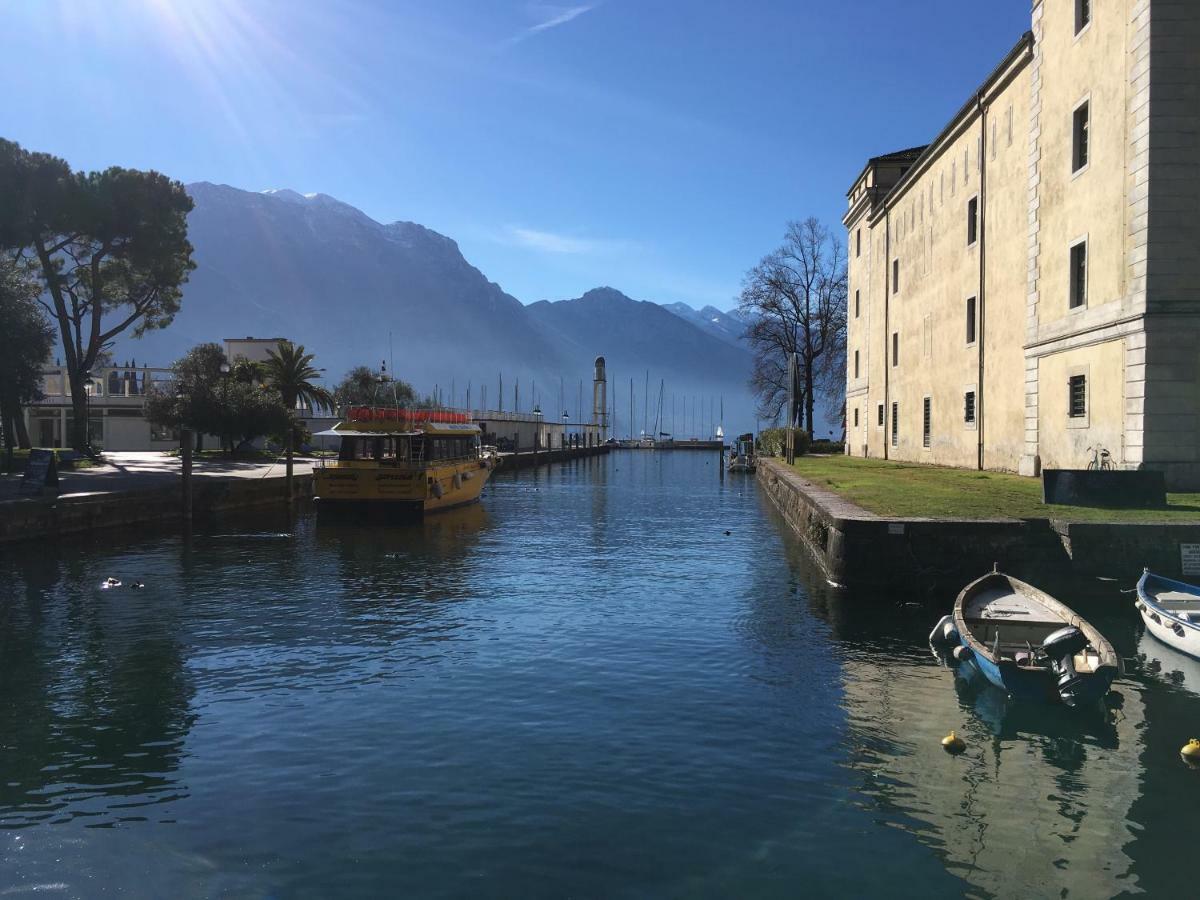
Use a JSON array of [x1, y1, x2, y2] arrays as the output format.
[[1034, 1, 1130, 329], [981, 70, 1033, 472], [1036, 339, 1126, 470], [846, 62, 1029, 471]]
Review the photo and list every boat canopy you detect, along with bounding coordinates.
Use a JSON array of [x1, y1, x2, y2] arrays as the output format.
[[313, 428, 421, 438]]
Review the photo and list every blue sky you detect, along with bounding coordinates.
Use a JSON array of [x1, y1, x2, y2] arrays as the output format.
[[2, 1, 1029, 312]]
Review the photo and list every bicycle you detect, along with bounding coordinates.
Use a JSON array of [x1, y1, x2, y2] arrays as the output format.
[[1085, 445, 1113, 471]]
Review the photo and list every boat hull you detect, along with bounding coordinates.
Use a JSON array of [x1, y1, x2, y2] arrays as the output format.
[[951, 570, 1120, 706], [314, 458, 493, 516], [1136, 570, 1200, 660]]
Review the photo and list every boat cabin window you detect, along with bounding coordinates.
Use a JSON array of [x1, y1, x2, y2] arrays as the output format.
[[337, 436, 411, 462], [420, 436, 478, 461]]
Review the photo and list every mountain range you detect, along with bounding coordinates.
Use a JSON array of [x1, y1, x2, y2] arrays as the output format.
[[109, 183, 816, 438]]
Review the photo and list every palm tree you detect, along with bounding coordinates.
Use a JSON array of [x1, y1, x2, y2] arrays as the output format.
[[261, 341, 333, 504]]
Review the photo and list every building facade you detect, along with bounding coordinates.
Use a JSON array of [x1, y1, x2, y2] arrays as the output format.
[[844, 0, 1200, 488]]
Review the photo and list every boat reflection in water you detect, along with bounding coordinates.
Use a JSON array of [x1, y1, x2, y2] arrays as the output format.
[[838, 646, 1142, 897]]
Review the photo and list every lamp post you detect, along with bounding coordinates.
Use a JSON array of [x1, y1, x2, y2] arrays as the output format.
[[219, 362, 231, 456], [562, 410, 569, 450], [532, 404, 543, 461], [82, 370, 93, 457], [177, 384, 192, 522]]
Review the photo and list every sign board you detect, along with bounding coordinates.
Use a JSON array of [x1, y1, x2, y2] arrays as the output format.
[[888, 523, 906, 536], [20, 449, 59, 496], [1182, 544, 1200, 577]]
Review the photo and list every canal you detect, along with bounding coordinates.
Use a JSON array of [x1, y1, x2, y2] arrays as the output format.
[[0, 451, 1196, 897]]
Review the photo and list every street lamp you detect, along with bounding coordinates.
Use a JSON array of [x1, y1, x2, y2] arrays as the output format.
[[177, 383, 192, 521], [219, 362, 231, 455], [532, 404, 543, 452], [82, 370, 93, 456]]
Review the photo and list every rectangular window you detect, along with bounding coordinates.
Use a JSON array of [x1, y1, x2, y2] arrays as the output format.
[[1072, 101, 1089, 172], [967, 196, 978, 246], [1069, 374, 1087, 418], [854, 289, 860, 318], [1070, 240, 1088, 308], [1075, 0, 1091, 34], [891, 402, 899, 447], [856, 229, 861, 257], [966, 296, 977, 344], [854, 350, 859, 378], [892, 332, 899, 367], [892, 259, 899, 294], [877, 403, 884, 427], [853, 407, 859, 427], [964, 391, 976, 424], [922, 397, 931, 449]]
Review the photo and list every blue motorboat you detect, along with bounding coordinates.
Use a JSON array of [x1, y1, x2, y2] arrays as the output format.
[[932, 569, 1120, 707], [1136, 569, 1200, 660]]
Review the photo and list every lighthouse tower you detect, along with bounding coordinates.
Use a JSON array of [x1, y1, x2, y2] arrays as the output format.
[[592, 356, 608, 442]]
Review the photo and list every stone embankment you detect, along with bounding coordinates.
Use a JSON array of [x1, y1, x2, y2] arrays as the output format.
[[757, 458, 1200, 594], [0, 475, 311, 544], [496, 445, 609, 469]]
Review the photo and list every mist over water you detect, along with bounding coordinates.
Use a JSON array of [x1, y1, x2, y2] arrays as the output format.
[[0, 452, 1195, 897]]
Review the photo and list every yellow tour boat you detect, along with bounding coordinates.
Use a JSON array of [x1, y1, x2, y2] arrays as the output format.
[[314, 407, 495, 516]]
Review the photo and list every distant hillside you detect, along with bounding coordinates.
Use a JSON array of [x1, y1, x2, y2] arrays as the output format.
[[109, 183, 763, 436]]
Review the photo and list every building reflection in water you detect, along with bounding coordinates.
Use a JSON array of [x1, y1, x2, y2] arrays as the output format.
[[830, 614, 1142, 896], [0, 547, 194, 828]]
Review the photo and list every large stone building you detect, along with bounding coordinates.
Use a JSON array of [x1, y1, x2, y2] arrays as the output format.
[[844, 0, 1200, 488]]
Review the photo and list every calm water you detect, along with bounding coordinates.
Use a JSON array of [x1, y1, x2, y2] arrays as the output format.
[[1, 451, 1197, 898]]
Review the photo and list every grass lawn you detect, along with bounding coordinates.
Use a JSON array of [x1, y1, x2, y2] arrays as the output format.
[[787, 454, 1200, 522]]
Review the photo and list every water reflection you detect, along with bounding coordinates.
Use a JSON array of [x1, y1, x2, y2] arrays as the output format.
[[0, 547, 194, 828]]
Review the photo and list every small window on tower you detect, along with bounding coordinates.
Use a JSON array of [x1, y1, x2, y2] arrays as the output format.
[[1072, 101, 1090, 173], [922, 397, 931, 449], [1075, 0, 1091, 35], [891, 402, 899, 447], [966, 296, 977, 344], [1070, 240, 1088, 309], [967, 196, 979, 246], [877, 403, 884, 427], [964, 391, 976, 424]]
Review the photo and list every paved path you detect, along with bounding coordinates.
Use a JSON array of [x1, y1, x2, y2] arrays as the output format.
[[0, 452, 314, 501]]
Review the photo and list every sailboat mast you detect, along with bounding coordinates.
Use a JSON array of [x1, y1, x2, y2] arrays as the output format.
[[643, 370, 649, 438]]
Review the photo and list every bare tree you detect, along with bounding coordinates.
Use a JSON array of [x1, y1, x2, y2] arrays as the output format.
[[737, 218, 847, 434]]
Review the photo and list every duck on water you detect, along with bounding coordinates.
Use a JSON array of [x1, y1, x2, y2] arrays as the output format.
[[930, 568, 1121, 707]]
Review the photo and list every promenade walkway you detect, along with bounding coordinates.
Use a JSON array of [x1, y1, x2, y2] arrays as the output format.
[[0, 451, 314, 502]]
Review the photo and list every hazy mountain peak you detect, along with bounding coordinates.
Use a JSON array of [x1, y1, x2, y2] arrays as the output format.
[[260, 188, 307, 202]]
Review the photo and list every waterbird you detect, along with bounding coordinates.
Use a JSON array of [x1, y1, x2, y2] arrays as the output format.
[[1182, 738, 1200, 765], [130, 581, 145, 589], [101, 577, 121, 589], [941, 731, 966, 754]]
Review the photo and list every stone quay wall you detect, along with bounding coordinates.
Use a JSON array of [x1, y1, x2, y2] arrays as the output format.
[[756, 458, 1200, 595], [0, 474, 312, 545]]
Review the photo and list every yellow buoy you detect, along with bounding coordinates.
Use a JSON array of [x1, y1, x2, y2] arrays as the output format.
[[1181, 739, 1200, 764], [942, 731, 966, 755]]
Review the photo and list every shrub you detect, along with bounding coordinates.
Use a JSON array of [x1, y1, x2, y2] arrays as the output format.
[[757, 427, 811, 457]]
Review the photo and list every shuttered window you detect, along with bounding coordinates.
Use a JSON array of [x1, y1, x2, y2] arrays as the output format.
[[1069, 375, 1087, 418], [922, 397, 931, 449]]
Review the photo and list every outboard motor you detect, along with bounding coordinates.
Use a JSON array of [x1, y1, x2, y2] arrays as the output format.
[[1041, 626, 1090, 706]]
